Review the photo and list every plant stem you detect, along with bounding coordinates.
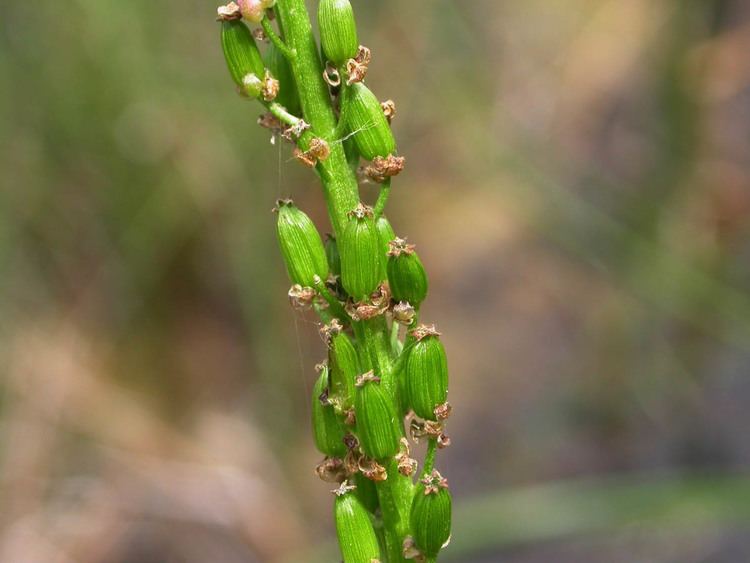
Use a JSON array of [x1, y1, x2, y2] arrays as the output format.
[[273, 0, 360, 235], [376, 458, 413, 563], [267, 100, 302, 127], [261, 16, 296, 60], [423, 438, 437, 476], [374, 179, 391, 218]]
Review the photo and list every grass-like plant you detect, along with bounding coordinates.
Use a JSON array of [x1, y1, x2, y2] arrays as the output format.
[[216, 1, 451, 561]]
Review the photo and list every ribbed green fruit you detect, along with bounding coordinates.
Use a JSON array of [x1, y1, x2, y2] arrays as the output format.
[[325, 234, 342, 278], [343, 135, 361, 173], [275, 200, 329, 287], [339, 204, 381, 301], [355, 373, 400, 459], [329, 330, 359, 409], [353, 472, 379, 513], [318, 0, 359, 67], [404, 327, 448, 420], [387, 238, 428, 306], [311, 365, 347, 457], [220, 20, 265, 95], [375, 216, 395, 280], [264, 42, 301, 115], [334, 486, 381, 563], [410, 471, 452, 558], [346, 83, 396, 161]]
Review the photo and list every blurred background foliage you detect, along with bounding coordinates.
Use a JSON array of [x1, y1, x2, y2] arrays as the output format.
[[2, 0, 750, 561]]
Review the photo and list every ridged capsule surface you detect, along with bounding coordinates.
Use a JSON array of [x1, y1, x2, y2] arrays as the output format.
[[353, 472, 379, 513], [387, 238, 428, 306], [275, 200, 329, 287], [355, 373, 400, 460], [220, 20, 265, 93], [346, 83, 396, 161], [318, 0, 359, 66], [410, 471, 452, 558], [325, 234, 342, 278], [264, 42, 301, 114], [334, 486, 382, 563], [339, 204, 381, 301], [404, 326, 448, 420], [311, 366, 347, 457], [329, 331, 359, 409]]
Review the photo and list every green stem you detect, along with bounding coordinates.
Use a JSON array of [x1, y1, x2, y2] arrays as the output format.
[[267, 100, 301, 127], [375, 459, 413, 563], [390, 319, 402, 355], [261, 16, 296, 60], [423, 438, 437, 476], [273, 0, 360, 235], [374, 179, 391, 218]]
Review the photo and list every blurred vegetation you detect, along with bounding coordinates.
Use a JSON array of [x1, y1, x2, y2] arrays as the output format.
[[1, 0, 750, 561]]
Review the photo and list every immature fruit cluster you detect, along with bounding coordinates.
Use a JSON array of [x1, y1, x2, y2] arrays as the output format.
[[216, 2, 453, 561]]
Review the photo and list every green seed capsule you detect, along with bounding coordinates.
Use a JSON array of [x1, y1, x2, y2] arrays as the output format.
[[318, 0, 359, 67], [220, 20, 265, 95], [312, 365, 347, 457], [263, 42, 301, 115], [353, 472, 379, 513], [375, 216, 395, 280], [343, 135, 361, 173], [346, 83, 396, 161], [410, 470, 452, 558], [404, 325, 448, 420], [339, 204, 382, 301], [355, 372, 400, 460], [334, 483, 381, 563], [330, 330, 360, 410], [325, 234, 342, 278], [275, 199, 329, 287], [387, 238, 428, 307]]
